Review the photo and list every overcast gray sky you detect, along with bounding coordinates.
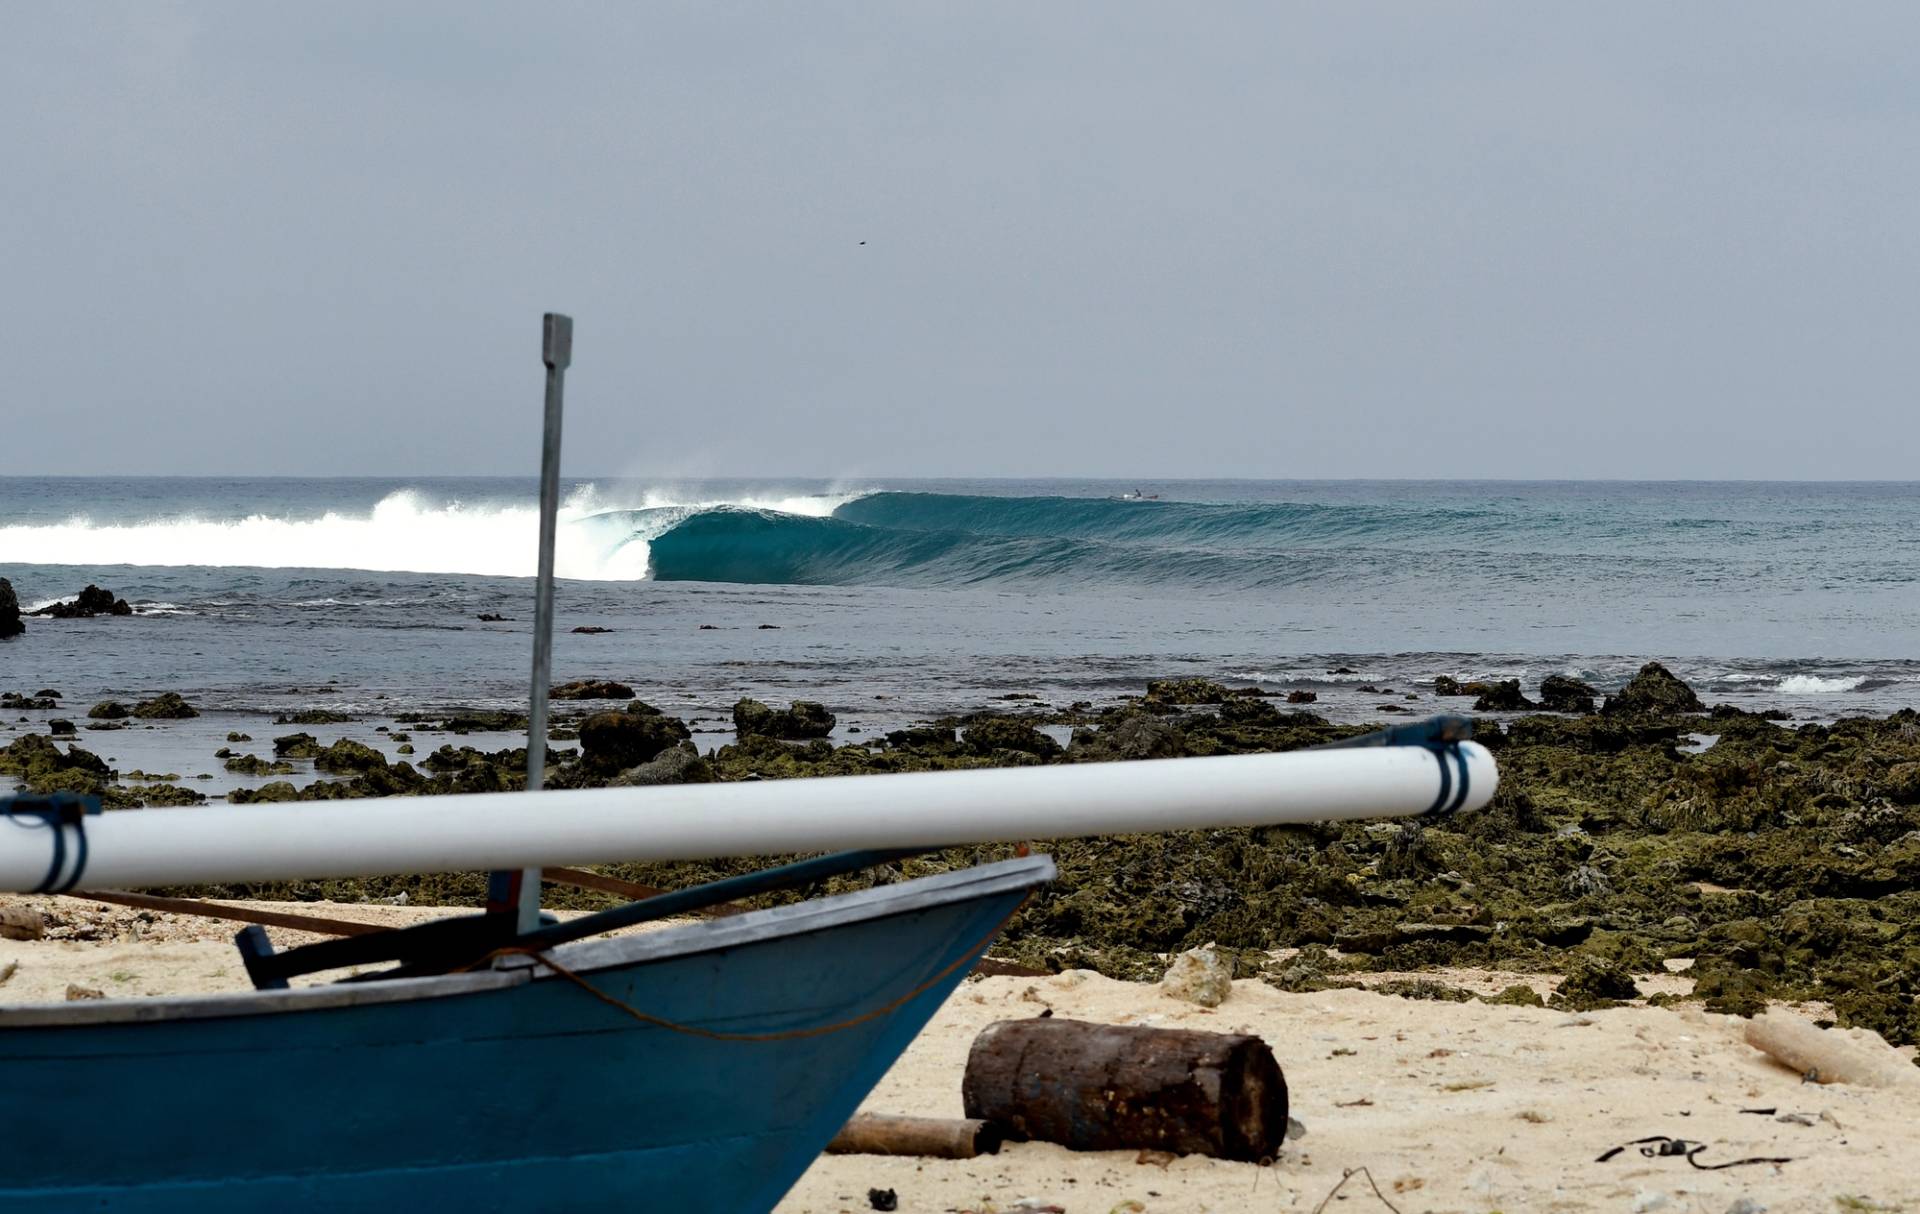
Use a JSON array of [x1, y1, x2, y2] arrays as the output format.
[[3, 4, 1916, 479]]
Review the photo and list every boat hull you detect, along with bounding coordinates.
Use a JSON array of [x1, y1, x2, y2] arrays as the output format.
[[0, 857, 1052, 1212]]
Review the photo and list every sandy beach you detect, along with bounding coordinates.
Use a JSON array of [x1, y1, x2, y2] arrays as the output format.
[[5, 895, 1915, 1214]]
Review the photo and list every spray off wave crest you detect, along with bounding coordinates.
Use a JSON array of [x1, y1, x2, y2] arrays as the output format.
[[0, 487, 861, 581]]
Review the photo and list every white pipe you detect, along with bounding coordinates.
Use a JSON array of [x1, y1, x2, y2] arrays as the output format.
[[0, 744, 1495, 893]]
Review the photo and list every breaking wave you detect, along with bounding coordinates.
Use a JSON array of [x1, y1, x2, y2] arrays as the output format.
[[1776, 674, 1868, 694], [0, 487, 856, 581]]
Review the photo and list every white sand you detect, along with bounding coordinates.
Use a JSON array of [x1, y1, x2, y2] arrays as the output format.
[[4, 896, 1916, 1213]]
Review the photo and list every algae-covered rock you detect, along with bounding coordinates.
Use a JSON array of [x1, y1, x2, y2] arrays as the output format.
[[275, 709, 355, 725], [1143, 677, 1234, 705], [87, 701, 129, 720], [1370, 978, 1476, 1002], [1603, 661, 1704, 717], [123, 782, 206, 807], [963, 717, 1062, 759], [581, 710, 691, 770], [231, 782, 300, 804], [312, 739, 387, 774], [1538, 675, 1598, 714], [884, 725, 959, 751], [551, 679, 636, 701], [1067, 710, 1187, 761], [0, 735, 112, 793], [1160, 944, 1233, 1007], [609, 744, 713, 787], [224, 754, 296, 776], [1484, 983, 1546, 1007], [731, 698, 835, 740], [132, 692, 199, 719], [273, 732, 324, 759], [1550, 957, 1642, 1010]]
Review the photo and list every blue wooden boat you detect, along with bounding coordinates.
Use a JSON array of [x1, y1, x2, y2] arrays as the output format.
[[0, 852, 1051, 1212]]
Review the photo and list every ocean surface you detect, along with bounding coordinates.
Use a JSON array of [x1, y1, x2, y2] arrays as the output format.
[[3, 478, 1919, 740]]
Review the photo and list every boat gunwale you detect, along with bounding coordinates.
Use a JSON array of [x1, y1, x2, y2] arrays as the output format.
[[0, 854, 1054, 1029]]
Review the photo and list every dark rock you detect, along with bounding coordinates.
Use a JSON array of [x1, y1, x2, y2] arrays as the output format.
[[1328, 666, 1358, 675], [29, 584, 132, 618], [1286, 690, 1318, 704], [34, 689, 61, 699], [1432, 676, 1468, 696], [1471, 680, 1536, 712], [571, 626, 613, 634], [963, 717, 1063, 758], [580, 710, 691, 770], [0, 693, 56, 710], [132, 692, 199, 719], [732, 698, 836, 740], [1601, 661, 1704, 717], [1538, 675, 1598, 714], [758, 624, 781, 630], [550, 679, 636, 701], [0, 578, 21, 639], [476, 613, 510, 622], [47, 720, 75, 737]]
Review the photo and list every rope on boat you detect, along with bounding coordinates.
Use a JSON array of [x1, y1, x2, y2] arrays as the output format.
[[467, 895, 1031, 1043]]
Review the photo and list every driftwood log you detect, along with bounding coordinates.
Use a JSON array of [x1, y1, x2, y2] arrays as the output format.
[[826, 1114, 1002, 1159], [961, 1018, 1287, 1161]]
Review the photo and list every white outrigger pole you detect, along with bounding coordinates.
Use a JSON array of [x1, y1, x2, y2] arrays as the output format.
[[2, 742, 1494, 893]]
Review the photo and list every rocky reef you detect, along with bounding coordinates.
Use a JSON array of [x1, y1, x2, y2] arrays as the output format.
[[10, 665, 1915, 1051], [28, 585, 132, 618]]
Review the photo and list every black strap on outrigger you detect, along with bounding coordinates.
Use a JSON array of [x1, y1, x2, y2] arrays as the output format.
[[0, 792, 102, 895], [1312, 713, 1477, 817], [237, 845, 931, 990]]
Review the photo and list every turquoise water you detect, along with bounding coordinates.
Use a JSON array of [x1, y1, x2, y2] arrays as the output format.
[[2, 478, 1918, 727]]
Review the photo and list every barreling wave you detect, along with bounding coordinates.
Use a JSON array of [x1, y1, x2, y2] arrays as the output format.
[[639, 493, 1511, 588], [11, 486, 1884, 593]]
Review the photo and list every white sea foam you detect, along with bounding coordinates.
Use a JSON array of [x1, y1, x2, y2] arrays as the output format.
[[1777, 674, 1867, 694], [0, 486, 867, 581]]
